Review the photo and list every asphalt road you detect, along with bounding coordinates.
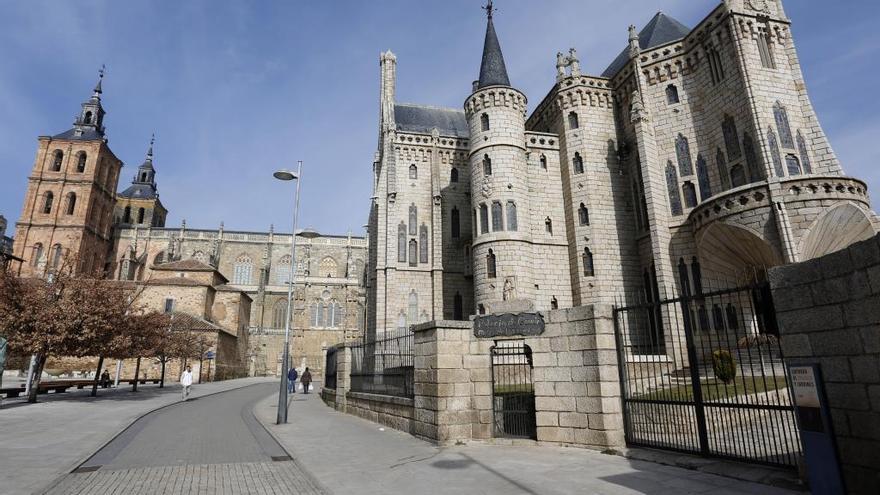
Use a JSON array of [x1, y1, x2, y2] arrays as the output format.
[[44, 383, 324, 495]]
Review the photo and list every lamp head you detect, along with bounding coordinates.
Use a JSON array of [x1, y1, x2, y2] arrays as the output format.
[[297, 227, 320, 239], [273, 169, 298, 181]]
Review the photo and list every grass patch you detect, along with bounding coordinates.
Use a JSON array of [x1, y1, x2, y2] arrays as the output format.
[[635, 375, 788, 402]]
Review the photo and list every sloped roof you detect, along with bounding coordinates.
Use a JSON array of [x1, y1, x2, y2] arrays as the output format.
[[394, 104, 468, 137], [601, 12, 691, 78], [152, 259, 215, 272], [146, 277, 207, 287], [169, 311, 222, 332], [52, 128, 104, 141], [118, 183, 158, 200]]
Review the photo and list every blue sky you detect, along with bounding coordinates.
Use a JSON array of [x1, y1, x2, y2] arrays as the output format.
[[1, 1, 878, 237]]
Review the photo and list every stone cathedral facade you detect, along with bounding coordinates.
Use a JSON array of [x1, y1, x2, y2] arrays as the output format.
[[11, 72, 367, 380], [365, 0, 880, 339]]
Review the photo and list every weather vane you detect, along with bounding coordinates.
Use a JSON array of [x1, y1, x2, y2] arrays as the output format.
[[99, 64, 106, 79], [482, 0, 496, 19]]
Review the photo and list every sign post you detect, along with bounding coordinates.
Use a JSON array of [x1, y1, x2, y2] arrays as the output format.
[[788, 364, 845, 494]]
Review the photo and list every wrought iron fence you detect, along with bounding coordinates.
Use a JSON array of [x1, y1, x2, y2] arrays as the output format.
[[324, 347, 338, 390], [613, 283, 803, 468], [491, 341, 536, 440], [350, 330, 413, 398]]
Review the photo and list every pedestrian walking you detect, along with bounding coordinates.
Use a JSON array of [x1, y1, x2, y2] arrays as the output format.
[[100, 369, 111, 388], [287, 367, 298, 394], [180, 365, 193, 401], [300, 367, 312, 394]]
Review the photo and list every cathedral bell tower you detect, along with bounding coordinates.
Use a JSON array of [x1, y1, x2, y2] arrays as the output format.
[[115, 135, 167, 228], [466, 1, 534, 314]]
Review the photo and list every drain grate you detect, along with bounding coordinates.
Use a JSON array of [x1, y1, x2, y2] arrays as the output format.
[[72, 465, 101, 473]]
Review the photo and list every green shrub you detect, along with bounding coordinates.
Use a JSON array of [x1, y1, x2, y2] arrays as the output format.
[[712, 350, 737, 384]]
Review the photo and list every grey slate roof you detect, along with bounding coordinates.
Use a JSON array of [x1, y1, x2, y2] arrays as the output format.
[[601, 12, 691, 78], [52, 128, 104, 141], [118, 183, 158, 199], [394, 104, 468, 137], [477, 16, 511, 89]]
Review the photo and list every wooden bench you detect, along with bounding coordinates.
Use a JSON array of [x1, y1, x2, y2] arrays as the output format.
[[1, 380, 96, 398], [124, 378, 161, 385]]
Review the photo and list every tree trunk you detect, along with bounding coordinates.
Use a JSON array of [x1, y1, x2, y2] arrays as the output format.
[[27, 353, 47, 403], [132, 357, 141, 392], [159, 358, 166, 388], [90, 355, 105, 397]]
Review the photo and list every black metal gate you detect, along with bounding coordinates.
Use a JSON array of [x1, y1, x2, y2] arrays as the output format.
[[490, 342, 536, 440], [613, 283, 803, 468]]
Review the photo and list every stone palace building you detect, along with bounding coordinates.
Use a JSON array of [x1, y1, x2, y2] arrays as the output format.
[[10, 71, 367, 380], [365, 0, 880, 339]]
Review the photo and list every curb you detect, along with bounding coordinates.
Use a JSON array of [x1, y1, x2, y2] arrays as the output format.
[[249, 393, 331, 494], [37, 379, 273, 495]]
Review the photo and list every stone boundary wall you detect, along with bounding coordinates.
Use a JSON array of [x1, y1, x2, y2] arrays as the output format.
[[322, 304, 624, 450], [769, 233, 880, 494]]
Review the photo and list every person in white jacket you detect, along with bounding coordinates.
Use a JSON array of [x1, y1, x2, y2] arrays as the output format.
[[180, 366, 193, 401]]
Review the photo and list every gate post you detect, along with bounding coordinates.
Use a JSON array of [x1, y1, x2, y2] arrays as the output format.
[[681, 296, 711, 456]]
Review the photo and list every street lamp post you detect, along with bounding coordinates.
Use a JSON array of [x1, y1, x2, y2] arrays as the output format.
[[274, 161, 307, 425]]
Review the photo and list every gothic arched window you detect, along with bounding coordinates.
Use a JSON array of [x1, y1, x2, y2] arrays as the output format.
[[453, 293, 463, 321], [568, 112, 579, 129], [578, 203, 590, 226], [583, 248, 594, 277], [408, 239, 417, 267], [42, 191, 54, 214], [743, 132, 762, 182], [233, 254, 253, 285], [479, 204, 489, 234], [682, 181, 698, 209], [398, 222, 407, 262], [729, 164, 747, 188], [666, 161, 683, 215], [276, 255, 292, 285], [545, 217, 553, 235], [540, 154, 547, 169], [51, 150, 63, 171], [483, 155, 492, 176], [50, 244, 63, 269], [785, 154, 801, 176], [316, 302, 325, 327], [573, 152, 584, 174], [123, 206, 131, 224], [137, 207, 145, 224], [491, 201, 503, 232], [76, 152, 87, 173], [451, 207, 460, 238], [84, 111, 93, 124], [273, 301, 287, 329], [450, 167, 459, 183], [722, 115, 741, 161], [419, 224, 428, 263], [408, 290, 418, 325], [696, 154, 711, 200], [768, 128, 784, 177], [481, 113, 490, 131], [65, 192, 77, 215], [774, 102, 794, 148], [691, 257, 703, 295], [32, 243, 43, 267], [666, 84, 679, 104], [408, 204, 417, 235], [506, 201, 517, 231], [409, 164, 418, 180], [716, 148, 730, 191], [486, 249, 496, 278], [797, 131, 813, 174], [675, 134, 693, 176]]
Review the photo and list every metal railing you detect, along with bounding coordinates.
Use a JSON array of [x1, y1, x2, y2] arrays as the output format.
[[349, 330, 413, 398], [613, 282, 802, 468]]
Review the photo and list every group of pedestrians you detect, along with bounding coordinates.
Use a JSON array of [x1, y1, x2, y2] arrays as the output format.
[[177, 364, 313, 401], [288, 367, 312, 394]]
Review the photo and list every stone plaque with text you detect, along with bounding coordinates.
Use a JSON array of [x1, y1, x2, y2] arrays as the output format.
[[473, 313, 545, 338]]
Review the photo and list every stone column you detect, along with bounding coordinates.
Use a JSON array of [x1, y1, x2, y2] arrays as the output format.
[[335, 344, 351, 411]]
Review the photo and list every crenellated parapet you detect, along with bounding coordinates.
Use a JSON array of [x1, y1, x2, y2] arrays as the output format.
[[464, 87, 527, 119]]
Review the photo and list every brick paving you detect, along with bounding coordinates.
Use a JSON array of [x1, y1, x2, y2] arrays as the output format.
[[43, 383, 324, 495]]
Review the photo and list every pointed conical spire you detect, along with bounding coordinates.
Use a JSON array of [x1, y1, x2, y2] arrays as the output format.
[[477, 0, 510, 90], [93, 65, 105, 98]]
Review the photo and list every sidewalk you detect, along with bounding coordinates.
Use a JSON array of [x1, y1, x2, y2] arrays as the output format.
[[0, 377, 273, 495], [256, 393, 801, 495]]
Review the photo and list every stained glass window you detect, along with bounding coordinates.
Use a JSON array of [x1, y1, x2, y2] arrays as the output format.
[[666, 161, 683, 215]]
